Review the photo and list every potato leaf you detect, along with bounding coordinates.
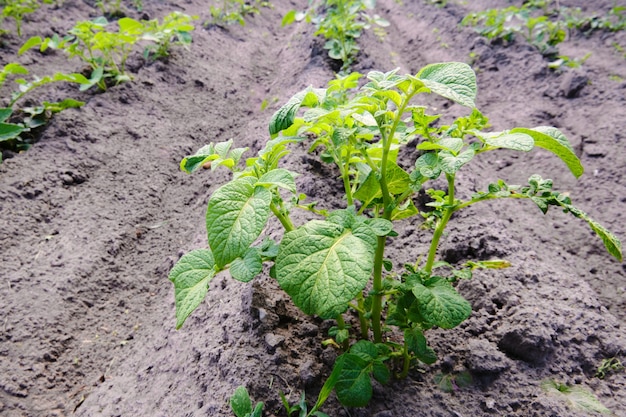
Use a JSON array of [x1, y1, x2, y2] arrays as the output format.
[[512, 127, 583, 178], [168, 249, 216, 329], [206, 177, 271, 268], [412, 277, 472, 329], [417, 62, 477, 108], [276, 219, 376, 318]]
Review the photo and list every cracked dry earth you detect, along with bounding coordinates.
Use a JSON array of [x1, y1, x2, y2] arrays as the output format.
[[0, 0, 625, 416]]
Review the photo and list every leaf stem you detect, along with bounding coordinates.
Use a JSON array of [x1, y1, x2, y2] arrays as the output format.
[[398, 342, 411, 379], [270, 201, 295, 232], [424, 173, 455, 274], [336, 314, 349, 351]]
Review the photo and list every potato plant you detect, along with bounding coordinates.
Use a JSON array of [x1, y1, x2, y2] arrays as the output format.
[[0, 0, 41, 36], [170, 62, 622, 411], [0, 63, 87, 162], [207, 0, 271, 27], [19, 13, 196, 90], [283, 0, 389, 73]]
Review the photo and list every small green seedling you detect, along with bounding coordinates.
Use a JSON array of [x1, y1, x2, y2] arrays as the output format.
[[171, 63, 622, 411], [207, 0, 271, 27], [141, 12, 197, 60], [283, 0, 389, 73], [230, 386, 263, 417]]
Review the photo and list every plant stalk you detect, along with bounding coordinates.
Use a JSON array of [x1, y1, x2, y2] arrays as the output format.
[[270, 201, 295, 232], [424, 173, 456, 274]]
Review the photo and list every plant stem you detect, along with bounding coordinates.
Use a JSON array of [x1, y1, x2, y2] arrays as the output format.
[[356, 293, 369, 339], [370, 93, 416, 343], [270, 201, 295, 232], [398, 341, 411, 379], [424, 173, 456, 274]]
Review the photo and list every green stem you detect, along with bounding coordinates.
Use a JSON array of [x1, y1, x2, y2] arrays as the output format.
[[398, 341, 411, 379], [370, 94, 416, 343], [270, 201, 295, 232], [424, 173, 456, 274], [356, 293, 369, 339]]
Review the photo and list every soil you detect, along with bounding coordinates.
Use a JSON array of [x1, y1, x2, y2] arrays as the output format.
[[1, 0, 625, 416]]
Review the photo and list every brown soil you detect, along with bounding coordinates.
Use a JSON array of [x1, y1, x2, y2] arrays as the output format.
[[1, 0, 625, 416]]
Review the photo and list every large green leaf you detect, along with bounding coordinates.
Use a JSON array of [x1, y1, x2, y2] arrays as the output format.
[[511, 127, 583, 178], [412, 277, 472, 329], [275, 219, 376, 318], [417, 62, 477, 108], [206, 177, 271, 268], [169, 249, 216, 329]]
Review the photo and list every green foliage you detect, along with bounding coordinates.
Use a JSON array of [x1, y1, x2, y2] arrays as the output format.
[[170, 63, 622, 411], [0, 0, 41, 36], [462, 1, 626, 67], [283, 0, 389, 73], [207, 0, 271, 27], [230, 386, 263, 417], [19, 13, 196, 90], [0, 62, 87, 161], [141, 12, 197, 60]]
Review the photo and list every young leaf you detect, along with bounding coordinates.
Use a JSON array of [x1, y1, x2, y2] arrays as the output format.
[[276, 219, 376, 319], [511, 127, 583, 178], [168, 249, 216, 329], [412, 277, 472, 329], [439, 149, 475, 174], [417, 62, 477, 108], [257, 168, 297, 193], [335, 354, 373, 407], [405, 328, 437, 364], [229, 247, 263, 283], [206, 177, 272, 268], [230, 386, 253, 417]]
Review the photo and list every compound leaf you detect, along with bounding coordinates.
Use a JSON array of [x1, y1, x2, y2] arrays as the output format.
[[169, 249, 216, 329], [417, 62, 477, 108], [412, 277, 472, 329], [276, 219, 376, 319], [512, 127, 583, 178], [206, 177, 271, 268]]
